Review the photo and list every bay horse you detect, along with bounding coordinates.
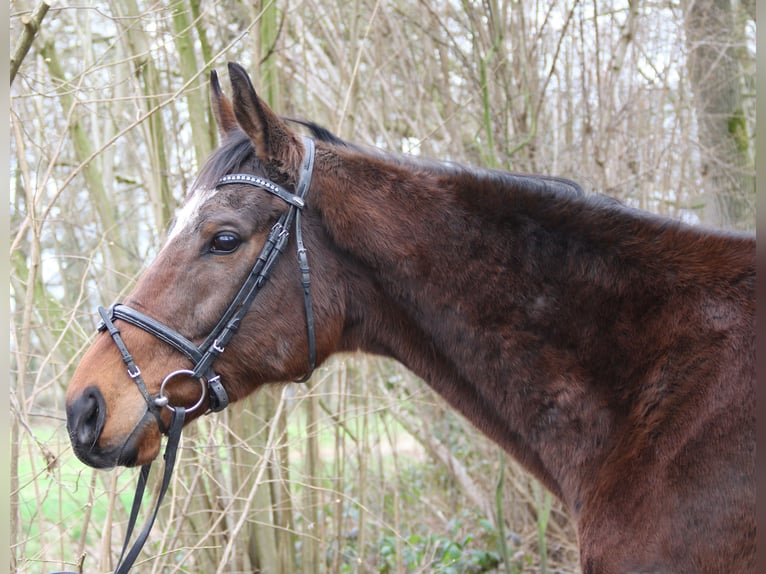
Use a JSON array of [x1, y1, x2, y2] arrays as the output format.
[[65, 63, 755, 573]]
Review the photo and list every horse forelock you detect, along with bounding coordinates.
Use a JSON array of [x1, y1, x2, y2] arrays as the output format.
[[192, 130, 257, 193]]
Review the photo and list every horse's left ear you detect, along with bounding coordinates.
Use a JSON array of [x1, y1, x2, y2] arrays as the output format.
[[210, 69, 239, 139], [227, 62, 304, 175]]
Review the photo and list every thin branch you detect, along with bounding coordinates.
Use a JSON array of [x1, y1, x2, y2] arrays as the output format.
[[10, 0, 51, 85]]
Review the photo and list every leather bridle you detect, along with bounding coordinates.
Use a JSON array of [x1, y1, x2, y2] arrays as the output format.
[[99, 136, 317, 421], [79, 137, 317, 574]]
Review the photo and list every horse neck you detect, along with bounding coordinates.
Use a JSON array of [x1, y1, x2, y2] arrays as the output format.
[[312, 149, 754, 512]]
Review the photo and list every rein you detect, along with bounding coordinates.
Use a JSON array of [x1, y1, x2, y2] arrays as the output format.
[[57, 137, 317, 574]]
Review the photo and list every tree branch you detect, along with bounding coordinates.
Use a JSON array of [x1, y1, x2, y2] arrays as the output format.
[[10, 0, 51, 85]]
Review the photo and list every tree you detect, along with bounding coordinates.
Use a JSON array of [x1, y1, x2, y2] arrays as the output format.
[[683, 0, 755, 230]]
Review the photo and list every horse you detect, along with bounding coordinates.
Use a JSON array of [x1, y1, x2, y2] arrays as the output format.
[[65, 62, 755, 573]]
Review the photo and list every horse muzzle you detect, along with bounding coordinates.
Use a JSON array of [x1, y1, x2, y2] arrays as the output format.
[[66, 385, 159, 469]]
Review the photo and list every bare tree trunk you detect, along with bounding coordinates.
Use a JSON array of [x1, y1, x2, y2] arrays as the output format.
[[249, 392, 280, 572], [271, 401, 297, 574], [10, 414, 19, 574], [683, 0, 755, 230], [228, 393, 278, 573], [114, 0, 176, 230], [302, 386, 321, 571], [170, 0, 215, 166]]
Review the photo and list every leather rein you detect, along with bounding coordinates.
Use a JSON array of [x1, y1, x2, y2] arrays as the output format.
[[58, 137, 317, 574]]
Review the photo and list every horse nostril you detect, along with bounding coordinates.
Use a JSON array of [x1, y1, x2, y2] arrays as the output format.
[[67, 386, 106, 449], [84, 395, 99, 425]]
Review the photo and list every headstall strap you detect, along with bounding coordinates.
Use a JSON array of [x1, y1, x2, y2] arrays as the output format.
[[77, 137, 318, 574]]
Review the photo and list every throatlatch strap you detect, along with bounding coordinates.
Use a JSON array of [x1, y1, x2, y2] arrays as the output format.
[[293, 139, 316, 381]]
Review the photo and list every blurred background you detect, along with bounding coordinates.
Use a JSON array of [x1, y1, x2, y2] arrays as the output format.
[[10, 0, 755, 572]]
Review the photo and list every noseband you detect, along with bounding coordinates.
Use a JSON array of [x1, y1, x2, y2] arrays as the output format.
[[98, 136, 317, 422]]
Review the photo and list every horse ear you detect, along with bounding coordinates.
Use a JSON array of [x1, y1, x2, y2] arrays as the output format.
[[227, 62, 303, 174], [210, 69, 239, 139]]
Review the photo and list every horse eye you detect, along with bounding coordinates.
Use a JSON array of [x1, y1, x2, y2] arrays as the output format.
[[210, 232, 241, 254]]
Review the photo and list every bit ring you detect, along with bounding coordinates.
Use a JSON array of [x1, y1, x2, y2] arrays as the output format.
[[156, 369, 207, 414]]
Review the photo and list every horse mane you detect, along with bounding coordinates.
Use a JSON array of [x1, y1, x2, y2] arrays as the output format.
[[287, 118, 608, 214], [199, 118, 591, 204], [194, 118, 746, 262]]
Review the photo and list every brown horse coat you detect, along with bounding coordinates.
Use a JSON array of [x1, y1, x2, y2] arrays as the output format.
[[66, 63, 755, 573]]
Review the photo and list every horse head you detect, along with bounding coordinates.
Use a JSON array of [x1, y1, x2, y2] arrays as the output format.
[[65, 63, 343, 468]]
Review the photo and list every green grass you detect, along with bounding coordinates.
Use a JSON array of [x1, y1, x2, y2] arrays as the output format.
[[15, 422, 139, 569]]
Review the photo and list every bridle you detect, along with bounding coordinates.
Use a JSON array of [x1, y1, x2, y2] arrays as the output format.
[[99, 136, 317, 420], [67, 137, 317, 574]]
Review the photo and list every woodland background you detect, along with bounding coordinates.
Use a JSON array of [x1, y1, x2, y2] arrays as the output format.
[[10, 0, 755, 572]]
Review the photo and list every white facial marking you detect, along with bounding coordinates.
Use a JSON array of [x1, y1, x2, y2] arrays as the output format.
[[165, 187, 218, 244]]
